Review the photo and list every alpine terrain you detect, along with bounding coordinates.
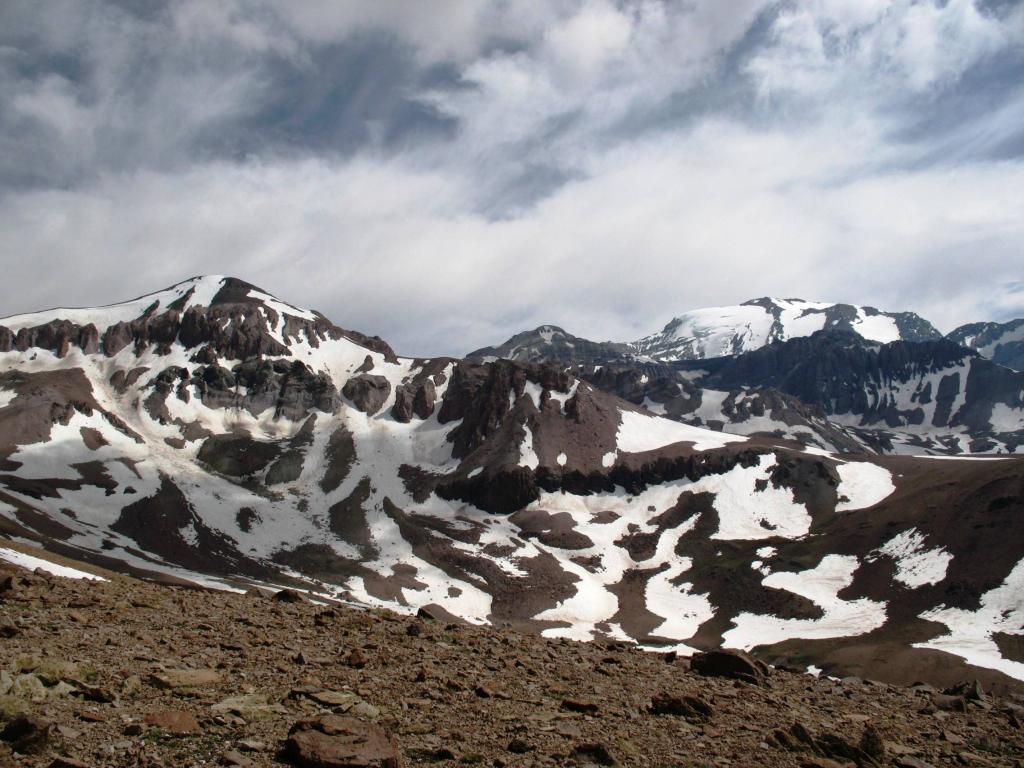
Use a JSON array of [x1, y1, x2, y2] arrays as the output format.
[[0, 275, 1020, 693]]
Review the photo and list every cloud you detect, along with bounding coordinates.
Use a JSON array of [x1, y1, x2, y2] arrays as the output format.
[[0, 1, 1022, 354]]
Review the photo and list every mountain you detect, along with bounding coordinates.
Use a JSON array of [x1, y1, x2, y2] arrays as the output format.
[[466, 325, 631, 365], [948, 318, 1024, 371], [682, 329, 1024, 455], [631, 297, 942, 362], [1, 276, 1023, 690]]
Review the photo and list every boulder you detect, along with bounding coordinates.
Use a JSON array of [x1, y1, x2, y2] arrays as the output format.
[[1, 714, 52, 753], [690, 649, 767, 684], [343, 375, 391, 416], [284, 715, 402, 768]]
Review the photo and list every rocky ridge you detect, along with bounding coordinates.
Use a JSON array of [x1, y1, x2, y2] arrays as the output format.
[[1, 276, 1023, 696]]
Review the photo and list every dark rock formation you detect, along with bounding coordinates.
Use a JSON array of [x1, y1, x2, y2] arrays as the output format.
[[342, 374, 391, 415]]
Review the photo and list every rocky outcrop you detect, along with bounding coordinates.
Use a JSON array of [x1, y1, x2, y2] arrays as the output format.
[[284, 715, 402, 768], [438, 360, 571, 458], [391, 380, 436, 422], [342, 374, 391, 415]]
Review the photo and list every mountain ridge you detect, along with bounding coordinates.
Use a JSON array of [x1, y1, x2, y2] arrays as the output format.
[[1, 275, 1023, 693]]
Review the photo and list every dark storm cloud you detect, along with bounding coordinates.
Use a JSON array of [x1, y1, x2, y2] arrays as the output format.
[[0, 0, 1022, 356]]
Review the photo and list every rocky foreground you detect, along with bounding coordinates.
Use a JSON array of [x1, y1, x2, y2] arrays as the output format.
[[1, 559, 1023, 768]]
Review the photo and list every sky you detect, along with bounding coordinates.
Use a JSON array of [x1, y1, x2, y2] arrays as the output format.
[[0, 1, 1023, 356]]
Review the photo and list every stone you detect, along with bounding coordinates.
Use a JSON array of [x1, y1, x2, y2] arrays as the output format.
[[561, 698, 599, 715], [346, 648, 368, 669], [893, 759, 937, 768], [211, 693, 287, 720], [690, 649, 767, 684], [649, 693, 713, 721], [507, 739, 532, 754], [220, 750, 253, 767], [284, 715, 402, 768], [0, 714, 52, 753], [143, 709, 200, 734], [342, 375, 391, 416], [859, 725, 885, 760], [571, 743, 616, 766], [944, 680, 987, 702], [48, 757, 92, 768], [149, 668, 222, 690]]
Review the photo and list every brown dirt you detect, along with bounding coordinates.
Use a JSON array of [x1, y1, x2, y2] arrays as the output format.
[[2, 556, 1023, 768]]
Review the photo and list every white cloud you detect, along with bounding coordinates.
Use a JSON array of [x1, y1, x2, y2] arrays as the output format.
[[0, 1, 1022, 353]]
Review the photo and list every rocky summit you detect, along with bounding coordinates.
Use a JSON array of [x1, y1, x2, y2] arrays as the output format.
[[0, 276, 1023, 767]]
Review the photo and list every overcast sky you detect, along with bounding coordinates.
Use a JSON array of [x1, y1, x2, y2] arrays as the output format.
[[1, 1, 1022, 355]]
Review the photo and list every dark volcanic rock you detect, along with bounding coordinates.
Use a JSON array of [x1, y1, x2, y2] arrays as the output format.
[[284, 715, 402, 768], [690, 649, 767, 684], [391, 380, 436, 422], [342, 374, 391, 416]]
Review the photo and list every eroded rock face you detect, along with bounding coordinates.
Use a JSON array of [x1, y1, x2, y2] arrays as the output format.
[[391, 380, 436, 422], [343, 375, 391, 416], [284, 715, 402, 768]]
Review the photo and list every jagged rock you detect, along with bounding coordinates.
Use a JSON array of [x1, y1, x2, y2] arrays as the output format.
[[391, 380, 436, 422], [944, 680, 987, 702], [284, 715, 402, 768], [690, 649, 767, 684], [343, 374, 391, 415]]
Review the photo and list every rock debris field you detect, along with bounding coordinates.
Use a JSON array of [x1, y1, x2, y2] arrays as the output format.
[[1, 560, 1023, 768]]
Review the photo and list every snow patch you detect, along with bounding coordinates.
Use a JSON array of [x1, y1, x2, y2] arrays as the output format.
[[723, 555, 887, 649], [872, 529, 952, 588], [0, 548, 107, 581], [835, 462, 895, 511], [915, 557, 1024, 681], [616, 409, 744, 454], [706, 454, 811, 541]]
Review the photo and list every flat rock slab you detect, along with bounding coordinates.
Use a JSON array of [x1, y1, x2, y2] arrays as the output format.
[[149, 668, 221, 690], [284, 715, 402, 768]]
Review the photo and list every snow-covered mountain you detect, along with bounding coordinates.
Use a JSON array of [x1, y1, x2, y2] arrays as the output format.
[[1, 276, 1023, 688], [631, 297, 941, 362], [466, 325, 630, 365], [948, 318, 1024, 372]]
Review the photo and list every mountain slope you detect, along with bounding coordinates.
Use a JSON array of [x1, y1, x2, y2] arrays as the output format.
[[466, 325, 631, 365], [682, 329, 1024, 455], [631, 297, 941, 362], [1, 276, 1023, 688], [948, 318, 1024, 371]]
